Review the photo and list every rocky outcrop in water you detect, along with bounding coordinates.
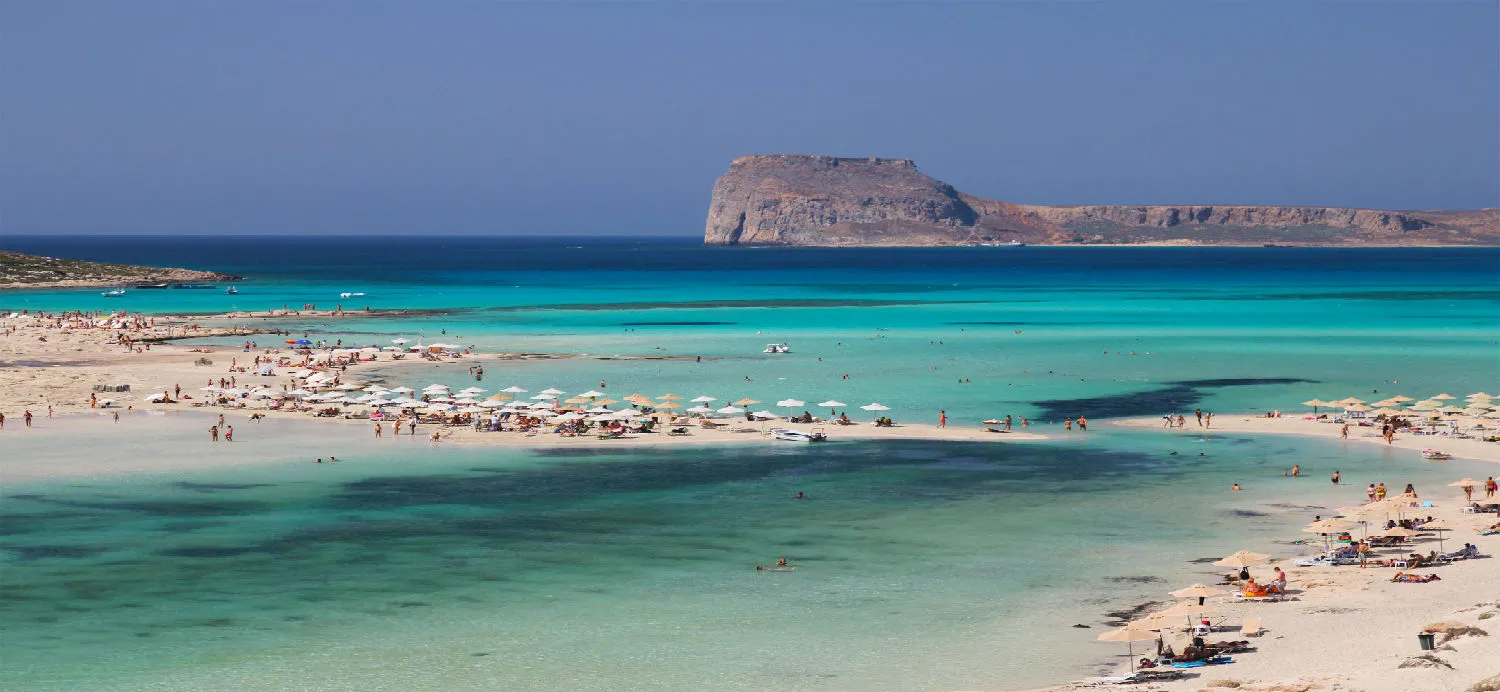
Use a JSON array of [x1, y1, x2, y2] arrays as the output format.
[[703, 155, 1500, 246]]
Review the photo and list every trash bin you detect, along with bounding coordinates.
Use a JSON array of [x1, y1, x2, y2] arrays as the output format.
[[1417, 632, 1436, 650]]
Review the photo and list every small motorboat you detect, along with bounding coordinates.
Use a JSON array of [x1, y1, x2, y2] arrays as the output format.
[[770, 427, 827, 443], [100, 288, 126, 297], [172, 283, 217, 289], [339, 292, 366, 298], [224, 286, 238, 295], [763, 343, 791, 354], [1422, 449, 1452, 460], [131, 282, 169, 289]]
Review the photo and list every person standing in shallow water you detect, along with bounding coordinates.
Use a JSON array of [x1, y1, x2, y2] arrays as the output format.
[[1065, 418, 1073, 431], [938, 410, 946, 428], [1077, 416, 1088, 431]]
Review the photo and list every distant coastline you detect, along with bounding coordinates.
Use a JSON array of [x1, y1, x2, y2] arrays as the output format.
[[0, 250, 239, 290]]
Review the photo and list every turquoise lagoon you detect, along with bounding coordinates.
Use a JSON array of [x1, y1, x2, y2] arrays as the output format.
[[2, 239, 1498, 689]]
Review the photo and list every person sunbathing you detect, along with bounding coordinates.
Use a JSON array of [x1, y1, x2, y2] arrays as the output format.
[[1390, 572, 1441, 583], [1241, 578, 1268, 597]]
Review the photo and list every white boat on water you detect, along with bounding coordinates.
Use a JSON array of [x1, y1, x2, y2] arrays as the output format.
[[101, 289, 126, 297], [224, 286, 238, 295], [339, 292, 366, 298], [770, 427, 827, 442], [1422, 449, 1452, 460], [763, 343, 791, 354]]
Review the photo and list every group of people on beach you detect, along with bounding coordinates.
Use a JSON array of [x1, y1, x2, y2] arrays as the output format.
[[1162, 409, 1214, 429]]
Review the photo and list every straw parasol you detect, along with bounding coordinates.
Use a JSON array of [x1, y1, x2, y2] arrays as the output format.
[[1417, 519, 1457, 552], [1431, 393, 1456, 400], [1213, 550, 1269, 568], [1096, 623, 1162, 662], [1344, 404, 1371, 412], [732, 398, 760, 406], [1168, 584, 1227, 605], [1386, 395, 1414, 403], [1467, 392, 1494, 400], [1371, 398, 1404, 408], [1378, 526, 1420, 539], [1449, 478, 1479, 488], [1303, 399, 1331, 412], [655, 401, 681, 410], [659, 394, 682, 401], [1335, 397, 1366, 406]]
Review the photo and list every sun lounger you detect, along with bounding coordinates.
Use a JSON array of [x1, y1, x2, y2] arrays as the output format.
[[1240, 617, 1261, 637]]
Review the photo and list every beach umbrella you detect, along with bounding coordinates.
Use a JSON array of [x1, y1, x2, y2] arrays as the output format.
[[1371, 398, 1404, 407], [1303, 519, 1354, 550], [777, 398, 806, 421], [1438, 406, 1466, 415], [1096, 624, 1161, 664], [530, 401, 555, 410], [716, 405, 745, 415], [578, 390, 605, 398], [659, 394, 682, 401], [1212, 550, 1269, 568], [1378, 526, 1420, 540], [860, 403, 890, 421], [1370, 407, 1400, 416], [1432, 393, 1456, 400], [686, 405, 713, 415], [1449, 478, 1480, 489], [817, 400, 847, 414], [587, 406, 613, 413], [655, 401, 681, 410], [690, 395, 717, 403], [502, 386, 528, 393], [1409, 401, 1439, 411], [1302, 399, 1331, 412], [733, 398, 760, 406], [531, 393, 557, 400], [751, 410, 779, 420], [595, 398, 618, 406], [1462, 406, 1492, 416], [1168, 584, 1227, 603], [564, 397, 591, 405], [391, 338, 409, 344], [1418, 519, 1457, 552], [1344, 404, 1371, 412], [1334, 397, 1366, 406], [1386, 395, 1414, 402]]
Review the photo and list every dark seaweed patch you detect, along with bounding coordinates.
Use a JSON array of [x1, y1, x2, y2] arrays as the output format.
[[620, 321, 737, 326], [1033, 377, 1318, 420], [159, 546, 263, 558], [1226, 510, 1270, 518], [4, 545, 105, 561], [173, 482, 275, 492]]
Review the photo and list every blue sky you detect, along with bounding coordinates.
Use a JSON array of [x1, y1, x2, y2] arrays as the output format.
[[2, 1, 1496, 236]]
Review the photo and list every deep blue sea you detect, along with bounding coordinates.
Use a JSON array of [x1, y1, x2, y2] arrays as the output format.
[[2, 236, 1498, 690]]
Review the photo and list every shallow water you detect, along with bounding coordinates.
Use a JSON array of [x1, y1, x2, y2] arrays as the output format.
[[2, 239, 1497, 689], [1, 415, 1493, 690]]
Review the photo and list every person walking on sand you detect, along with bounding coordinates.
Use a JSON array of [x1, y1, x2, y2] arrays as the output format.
[[1463, 482, 1473, 502], [1205, 412, 1212, 428], [1367, 483, 1377, 502], [1195, 408, 1203, 426], [939, 410, 946, 429], [24, 410, 33, 428], [1485, 477, 1497, 499], [1340, 423, 1349, 439], [1356, 539, 1369, 568], [1176, 414, 1186, 429], [0, 412, 5, 429], [1376, 482, 1387, 501], [225, 425, 233, 442]]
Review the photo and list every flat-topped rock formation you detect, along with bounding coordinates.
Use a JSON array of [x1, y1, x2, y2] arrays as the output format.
[[704, 155, 1500, 246]]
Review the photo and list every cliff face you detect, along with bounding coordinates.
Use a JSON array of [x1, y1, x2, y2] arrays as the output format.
[[704, 155, 1499, 246]]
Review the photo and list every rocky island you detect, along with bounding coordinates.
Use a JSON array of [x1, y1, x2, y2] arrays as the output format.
[[0, 250, 240, 290], [704, 155, 1500, 246]]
